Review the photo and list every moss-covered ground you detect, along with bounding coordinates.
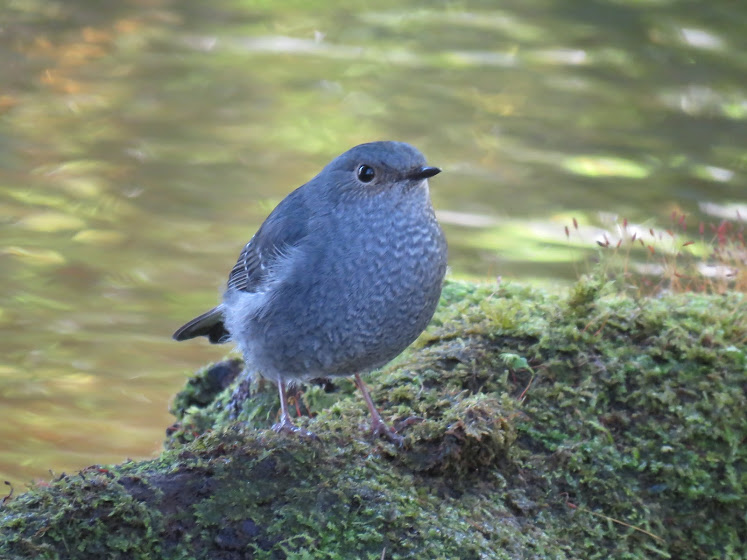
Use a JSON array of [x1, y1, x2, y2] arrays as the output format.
[[1, 278, 745, 559]]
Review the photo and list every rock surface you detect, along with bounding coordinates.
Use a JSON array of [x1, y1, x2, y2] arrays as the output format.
[[1, 279, 745, 559]]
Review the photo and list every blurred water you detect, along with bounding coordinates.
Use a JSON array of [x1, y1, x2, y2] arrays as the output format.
[[0, 0, 745, 488]]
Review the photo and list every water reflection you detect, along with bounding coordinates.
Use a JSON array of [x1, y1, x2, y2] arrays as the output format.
[[0, 0, 745, 488]]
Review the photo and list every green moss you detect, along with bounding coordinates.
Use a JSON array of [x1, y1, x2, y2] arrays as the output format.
[[170, 358, 243, 419], [1, 467, 163, 559], [2, 279, 745, 559]]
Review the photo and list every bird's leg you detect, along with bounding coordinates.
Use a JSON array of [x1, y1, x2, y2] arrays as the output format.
[[354, 374, 404, 445], [271, 378, 317, 439], [272, 378, 296, 432]]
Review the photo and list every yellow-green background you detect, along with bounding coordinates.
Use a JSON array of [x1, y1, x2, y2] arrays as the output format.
[[1, 0, 745, 488]]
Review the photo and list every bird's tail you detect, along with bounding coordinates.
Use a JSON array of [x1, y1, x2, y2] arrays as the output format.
[[172, 305, 230, 343]]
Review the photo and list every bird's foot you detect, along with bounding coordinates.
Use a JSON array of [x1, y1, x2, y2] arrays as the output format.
[[397, 416, 424, 429], [271, 417, 318, 440], [371, 418, 405, 446]]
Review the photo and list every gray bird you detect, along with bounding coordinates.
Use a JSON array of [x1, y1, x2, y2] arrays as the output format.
[[173, 141, 447, 442]]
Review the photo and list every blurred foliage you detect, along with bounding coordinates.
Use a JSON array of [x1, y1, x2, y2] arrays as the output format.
[[565, 211, 747, 294]]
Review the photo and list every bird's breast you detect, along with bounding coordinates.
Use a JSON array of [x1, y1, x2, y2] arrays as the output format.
[[244, 196, 446, 378]]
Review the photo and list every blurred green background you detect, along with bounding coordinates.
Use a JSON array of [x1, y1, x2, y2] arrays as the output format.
[[0, 0, 745, 488]]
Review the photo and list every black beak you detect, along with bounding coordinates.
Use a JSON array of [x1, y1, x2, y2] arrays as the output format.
[[410, 166, 441, 180]]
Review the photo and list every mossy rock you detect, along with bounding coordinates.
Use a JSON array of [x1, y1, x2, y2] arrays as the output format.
[[1, 279, 745, 559]]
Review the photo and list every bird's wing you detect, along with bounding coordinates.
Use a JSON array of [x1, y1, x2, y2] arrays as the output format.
[[173, 186, 312, 343], [227, 185, 311, 293]]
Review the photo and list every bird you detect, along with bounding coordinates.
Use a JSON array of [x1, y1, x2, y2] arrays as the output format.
[[173, 141, 447, 443]]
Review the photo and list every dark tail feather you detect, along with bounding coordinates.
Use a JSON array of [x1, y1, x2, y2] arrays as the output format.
[[172, 305, 230, 343]]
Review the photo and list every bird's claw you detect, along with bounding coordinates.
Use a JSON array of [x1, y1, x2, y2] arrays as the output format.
[[371, 419, 405, 446], [271, 418, 318, 440]]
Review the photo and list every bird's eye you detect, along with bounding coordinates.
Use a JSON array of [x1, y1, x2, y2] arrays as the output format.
[[357, 164, 376, 183]]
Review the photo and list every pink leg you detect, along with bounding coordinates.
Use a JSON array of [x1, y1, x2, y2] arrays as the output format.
[[271, 379, 296, 432], [354, 374, 404, 445], [271, 378, 316, 438]]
